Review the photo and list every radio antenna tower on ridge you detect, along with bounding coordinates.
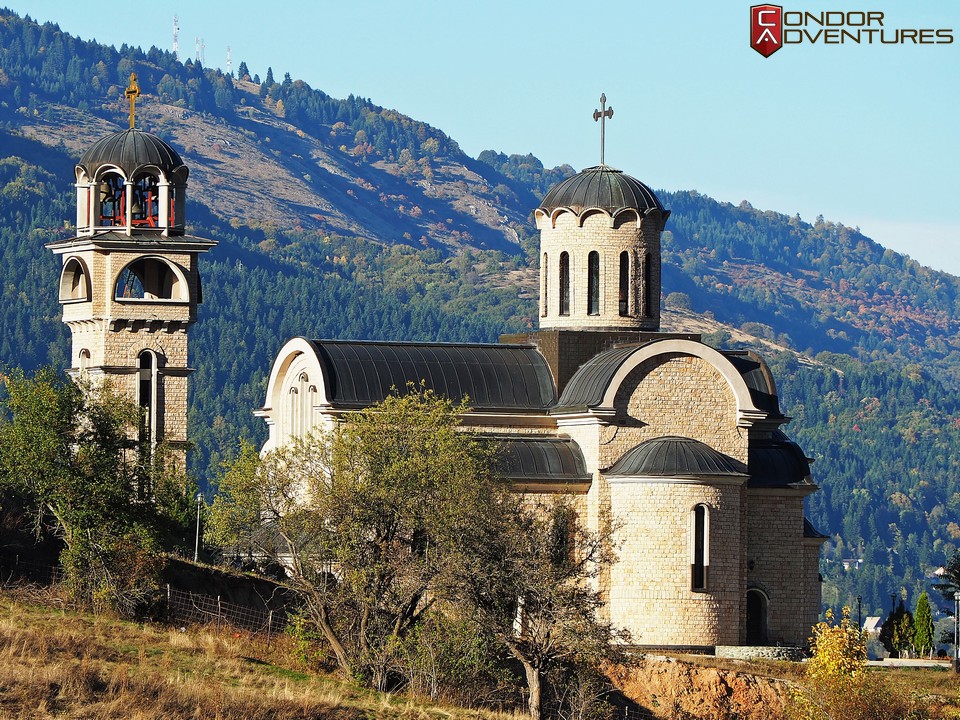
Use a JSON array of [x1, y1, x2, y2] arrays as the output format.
[[172, 15, 179, 61], [195, 37, 205, 66], [226, 46, 232, 76]]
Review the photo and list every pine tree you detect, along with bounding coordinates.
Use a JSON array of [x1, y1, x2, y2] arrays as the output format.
[[913, 591, 935, 658]]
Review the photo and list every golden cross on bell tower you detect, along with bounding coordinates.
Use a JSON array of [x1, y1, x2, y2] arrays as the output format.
[[125, 72, 141, 129], [593, 93, 613, 166]]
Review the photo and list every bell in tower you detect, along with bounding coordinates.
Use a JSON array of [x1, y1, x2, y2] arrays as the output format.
[[46, 73, 216, 469]]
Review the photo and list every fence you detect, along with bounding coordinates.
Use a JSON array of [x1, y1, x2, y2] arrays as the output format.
[[0, 555, 63, 585], [164, 584, 288, 638], [0, 555, 289, 638]]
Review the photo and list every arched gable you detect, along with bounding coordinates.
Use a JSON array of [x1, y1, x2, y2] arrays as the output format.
[[599, 339, 766, 426], [261, 337, 331, 421]]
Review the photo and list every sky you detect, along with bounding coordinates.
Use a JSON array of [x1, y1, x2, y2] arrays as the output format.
[[11, 1, 960, 273]]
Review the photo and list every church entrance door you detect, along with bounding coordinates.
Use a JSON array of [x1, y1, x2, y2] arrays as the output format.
[[746, 589, 768, 645]]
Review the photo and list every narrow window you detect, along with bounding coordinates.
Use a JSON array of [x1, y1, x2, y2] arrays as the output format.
[[619, 251, 630, 316], [78, 349, 90, 372], [587, 251, 600, 315], [559, 252, 570, 316], [541, 252, 548, 317], [138, 350, 157, 448], [288, 387, 299, 438], [691, 504, 709, 591], [642, 254, 653, 318]]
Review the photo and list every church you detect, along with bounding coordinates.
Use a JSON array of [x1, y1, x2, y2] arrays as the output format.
[[257, 149, 826, 650], [49, 81, 824, 651]]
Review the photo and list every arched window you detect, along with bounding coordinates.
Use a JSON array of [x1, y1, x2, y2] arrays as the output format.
[[559, 252, 570, 316], [287, 386, 299, 439], [138, 350, 158, 449], [541, 252, 548, 317], [78, 349, 90, 372], [587, 251, 600, 316], [98, 172, 126, 226], [619, 251, 630, 316], [690, 504, 710, 592]]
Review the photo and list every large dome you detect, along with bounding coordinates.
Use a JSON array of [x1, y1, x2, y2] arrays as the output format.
[[78, 128, 186, 179], [539, 164, 663, 214]]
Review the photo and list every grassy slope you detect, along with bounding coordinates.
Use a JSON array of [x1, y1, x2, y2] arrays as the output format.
[[0, 590, 522, 720], [2, 588, 958, 720]]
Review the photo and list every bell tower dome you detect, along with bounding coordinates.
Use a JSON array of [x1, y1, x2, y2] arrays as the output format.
[[46, 75, 216, 468], [501, 95, 680, 395], [535, 164, 669, 332]]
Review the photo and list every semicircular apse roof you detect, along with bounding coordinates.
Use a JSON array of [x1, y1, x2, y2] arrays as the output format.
[[607, 436, 747, 477], [307, 339, 557, 411], [78, 128, 186, 179], [539, 165, 664, 215], [748, 430, 814, 488]]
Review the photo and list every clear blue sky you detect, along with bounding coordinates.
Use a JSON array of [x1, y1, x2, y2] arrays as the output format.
[[12, 1, 960, 273]]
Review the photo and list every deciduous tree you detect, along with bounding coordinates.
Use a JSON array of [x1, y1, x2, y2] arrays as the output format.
[[0, 368, 192, 613], [209, 386, 502, 689]]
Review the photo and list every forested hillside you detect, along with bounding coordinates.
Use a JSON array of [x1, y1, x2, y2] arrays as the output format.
[[2, 8, 959, 621]]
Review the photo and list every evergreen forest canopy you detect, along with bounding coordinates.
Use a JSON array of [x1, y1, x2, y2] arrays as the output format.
[[3, 8, 960, 624]]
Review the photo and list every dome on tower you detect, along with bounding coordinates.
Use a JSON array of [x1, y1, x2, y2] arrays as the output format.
[[78, 128, 187, 180], [539, 165, 663, 215]]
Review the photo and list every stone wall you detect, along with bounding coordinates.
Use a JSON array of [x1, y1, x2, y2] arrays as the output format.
[[745, 491, 815, 646], [607, 479, 745, 646], [537, 211, 660, 331]]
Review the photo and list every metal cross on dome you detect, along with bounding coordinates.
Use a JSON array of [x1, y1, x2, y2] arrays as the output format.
[[125, 72, 141, 130], [593, 93, 613, 166]]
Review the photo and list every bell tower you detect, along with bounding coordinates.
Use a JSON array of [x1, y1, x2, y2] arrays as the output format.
[[46, 73, 216, 468]]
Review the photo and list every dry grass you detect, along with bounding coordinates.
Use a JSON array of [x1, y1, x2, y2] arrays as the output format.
[[0, 587, 524, 720]]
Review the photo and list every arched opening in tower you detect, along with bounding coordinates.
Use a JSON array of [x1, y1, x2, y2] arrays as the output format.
[[131, 173, 161, 227], [97, 171, 126, 226], [115, 258, 185, 300]]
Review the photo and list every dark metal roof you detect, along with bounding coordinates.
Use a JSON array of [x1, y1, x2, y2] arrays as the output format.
[[78, 128, 186, 179], [748, 431, 813, 488], [308, 339, 556, 411], [492, 436, 591, 482], [804, 517, 828, 539], [554, 344, 640, 410], [723, 351, 783, 416], [539, 165, 664, 214], [607, 436, 746, 477]]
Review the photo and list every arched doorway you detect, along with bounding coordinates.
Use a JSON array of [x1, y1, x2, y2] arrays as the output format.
[[746, 589, 768, 644]]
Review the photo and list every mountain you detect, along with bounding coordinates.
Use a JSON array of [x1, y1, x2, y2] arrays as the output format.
[[2, 8, 960, 623]]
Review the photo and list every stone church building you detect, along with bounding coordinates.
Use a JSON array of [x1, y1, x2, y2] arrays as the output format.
[[259, 166, 826, 649], [50, 100, 824, 650]]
